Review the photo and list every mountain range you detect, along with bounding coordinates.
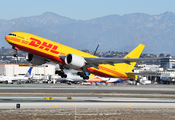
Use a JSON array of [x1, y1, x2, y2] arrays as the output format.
[[1, 11, 175, 55]]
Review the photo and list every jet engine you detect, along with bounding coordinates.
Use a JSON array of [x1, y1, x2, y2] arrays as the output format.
[[65, 54, 86, 69], [26, 53, 46, 65]]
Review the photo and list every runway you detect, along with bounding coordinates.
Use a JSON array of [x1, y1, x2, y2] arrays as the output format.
[[0, 83, 175, 109], [0, 96, 175, 109], [0, 84, 175, 94], [1, 102, 175, 109]]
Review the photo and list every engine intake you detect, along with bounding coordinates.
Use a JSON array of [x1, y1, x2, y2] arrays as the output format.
[[65, 54, 86, 69], [26, 53, 46, 65]]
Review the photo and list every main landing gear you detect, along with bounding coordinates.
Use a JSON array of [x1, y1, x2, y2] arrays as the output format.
[[55, 65, 89, 80], [55, 70, 67, 78], [77, 72, 89, 80], [55, 65, 67, 78]]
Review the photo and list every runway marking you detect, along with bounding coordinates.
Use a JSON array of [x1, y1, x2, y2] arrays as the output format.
[[53, 105, 58, 108], [50, 97, 54, 100], [67, 97, 72, 99]]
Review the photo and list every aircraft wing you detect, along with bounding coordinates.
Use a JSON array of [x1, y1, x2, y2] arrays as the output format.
[[84, 57, 162, 65], [59, 55, 164, 68]]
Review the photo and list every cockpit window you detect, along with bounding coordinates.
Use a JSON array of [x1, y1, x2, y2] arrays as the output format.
[[8, 34, 16, 36]]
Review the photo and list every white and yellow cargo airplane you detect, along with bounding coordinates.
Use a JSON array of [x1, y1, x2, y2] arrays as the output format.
[[5, 32, 161, 79]]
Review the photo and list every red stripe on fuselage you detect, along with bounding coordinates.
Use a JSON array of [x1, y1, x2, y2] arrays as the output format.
[[9, 43, 65, 64], [98, 66, 127, 78], [87, 68, 114, 78]]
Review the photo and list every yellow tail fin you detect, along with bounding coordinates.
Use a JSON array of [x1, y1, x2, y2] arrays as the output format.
[[115, 44, 145, 72], [124, 44, 145, 59]]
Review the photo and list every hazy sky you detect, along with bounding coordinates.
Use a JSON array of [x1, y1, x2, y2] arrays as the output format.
[[0, 0, 175, 20]]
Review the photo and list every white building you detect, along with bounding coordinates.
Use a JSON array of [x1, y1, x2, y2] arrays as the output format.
[[161, 58, 175, 69], [0, 63, 56, 77]]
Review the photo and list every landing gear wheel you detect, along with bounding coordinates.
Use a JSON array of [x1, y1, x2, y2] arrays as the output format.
[[13, 54, 18, 57], [83, 76, 89, 80], [55, 70, 65, 76], [55, 68, 67, 78], [77, 72, 81, 75], [78, 72, 84, 77], [77, 72, 89, 80], [5, 80, 8, 84], [61, 74, 67, 78]]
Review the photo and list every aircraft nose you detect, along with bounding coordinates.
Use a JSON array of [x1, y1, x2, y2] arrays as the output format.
[[5, 35, 8, 40], [5, 35, 12, 43], [5, 35, 10, 42]]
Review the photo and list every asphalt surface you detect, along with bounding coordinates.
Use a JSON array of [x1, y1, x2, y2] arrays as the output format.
[[0, 96, 175, 109], [0, 84, 174, 94], [0, 83, 175, 109]]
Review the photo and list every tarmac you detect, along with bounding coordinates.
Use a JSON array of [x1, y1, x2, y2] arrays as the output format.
[[0, 83, 175, 109]]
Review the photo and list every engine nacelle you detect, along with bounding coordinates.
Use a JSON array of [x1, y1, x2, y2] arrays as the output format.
[[65, 54, 86, 69], [26, 53, 46, 65]]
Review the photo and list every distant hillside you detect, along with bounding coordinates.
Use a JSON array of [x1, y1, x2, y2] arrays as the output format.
[[1, 11, 175, 55]]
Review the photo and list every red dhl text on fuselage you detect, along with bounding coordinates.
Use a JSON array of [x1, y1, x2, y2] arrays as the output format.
[[5, 32, 97, 58]]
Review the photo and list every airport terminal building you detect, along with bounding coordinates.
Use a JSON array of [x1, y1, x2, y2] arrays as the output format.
[[160, 58, 175, 70], [0, 63, 56, 77]]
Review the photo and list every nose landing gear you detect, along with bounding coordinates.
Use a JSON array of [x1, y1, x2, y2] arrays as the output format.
[[12, 46, 19, 64]]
